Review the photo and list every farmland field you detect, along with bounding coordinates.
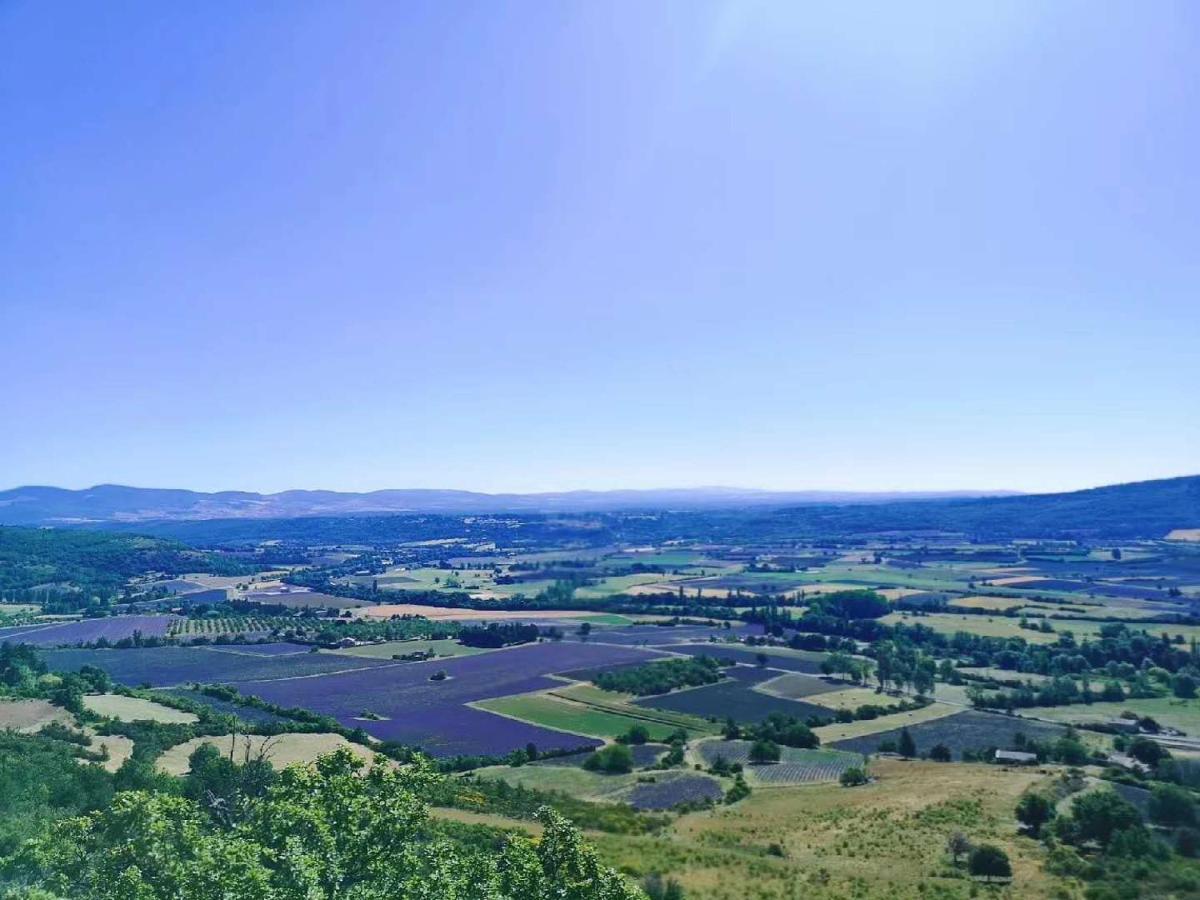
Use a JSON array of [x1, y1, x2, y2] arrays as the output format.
[[327, 638, 487, 659], [634, 667, 832, 723], [666, 643, 828, 674], [229, 641, 663, 756], [1021, 696, 1200, 735], [695, 740, 863, 785], [81, 693, 197, 723], [154, 688, 294, 725], [205, 642, 313, 656], [474, 692, 691, 741], [0, 698, 73, 732], [812, 702, 960, 743], [40, 645, 391, 686], [0, 615, 177, 647], [593, 758, 1066, 900], [621, 773, 724, 809], [806, 687, 905, 711], [879, 611, 1060, 643], [546, 683, 718, 734], [829, 708, 1067, 757], [157, 732, 375, 775], [748, 672, 843, 699], [169, 617, 277, 637]]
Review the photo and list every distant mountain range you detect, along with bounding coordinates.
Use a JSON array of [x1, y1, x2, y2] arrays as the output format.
[[0, 483, 1021, 525]]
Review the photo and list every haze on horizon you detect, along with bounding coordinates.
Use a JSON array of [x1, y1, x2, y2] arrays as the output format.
[[2, 2, 1198, 497]]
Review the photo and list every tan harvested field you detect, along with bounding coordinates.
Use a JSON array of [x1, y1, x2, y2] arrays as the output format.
[[880, 612, 1060, 643], [0, 698, 73, 732], [876, 587, 923, 602], [949, 595, 1026, 611], [82, 694, 197, 724], [157, 732, 376, 775], [989, 575, 1045, 586], [813, 702, 960, 743], [87, 730, 135, 772], [1167, 528, 1200, 542], [808, 687, 905, 711]]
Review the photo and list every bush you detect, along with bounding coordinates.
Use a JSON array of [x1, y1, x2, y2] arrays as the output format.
[[840, 766, 869, 787], [617, 725, 650, 746], [584, 744, 634, 774]]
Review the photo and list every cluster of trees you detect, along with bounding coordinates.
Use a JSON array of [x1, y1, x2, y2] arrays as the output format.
[[723, 714, 818, 750], [457, 622, 541, 649], [2, 748, 643, 899], [1018, 780, 1200, 896], [594, 657, 726, 696], [0, 526, 254, 613]]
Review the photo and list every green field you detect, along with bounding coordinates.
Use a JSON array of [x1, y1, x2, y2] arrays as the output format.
[[546, 683, 719, 734], [1022, 695, 1200, 735], [474, 692, 692, 741]]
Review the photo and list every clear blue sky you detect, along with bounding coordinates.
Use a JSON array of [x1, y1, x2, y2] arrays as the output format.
[[2, 2, 1197, 495]]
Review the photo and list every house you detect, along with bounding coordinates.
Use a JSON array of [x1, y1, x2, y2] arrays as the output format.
[[1104, 718, 1141, 734], [994, 750, 1038, 765]]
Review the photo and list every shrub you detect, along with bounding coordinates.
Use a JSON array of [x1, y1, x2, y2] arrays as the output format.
[[840, 766, 869, 787], [584, 744, 634, 774]]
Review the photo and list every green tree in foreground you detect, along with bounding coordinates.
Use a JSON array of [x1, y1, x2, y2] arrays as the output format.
[[5, 749, 643, 900], [897, 727, 916, 758]]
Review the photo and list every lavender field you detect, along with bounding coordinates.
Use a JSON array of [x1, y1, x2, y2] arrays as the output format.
[[633, 666, 832, 723], [829, 709, 1068, 757], [231, 641, 662, 756], [0, 615, 178, 647], [40, 645, 389, 686]]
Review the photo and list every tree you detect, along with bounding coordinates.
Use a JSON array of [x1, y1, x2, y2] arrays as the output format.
[[9, 750, 643, 900], [619, 725, 650, 746], [1172, 673, 1198, 699], [584, 744, 634, 774], [1015, 792, 1055, 836], [968, 844, 1012, 880], [1128, 736, 1169, 767], [928, 744, 952, 762], [840, 766, 869, 787], [947, 832, 972, 865], [748, 740, 781, 764], [1063, 788, 1142, 848], [897, 728, 916, 758], [1148, 783, 1197, 827]]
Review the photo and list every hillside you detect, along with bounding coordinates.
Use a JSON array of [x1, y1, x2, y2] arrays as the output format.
[[0, 484, 1017, 525], [0, 527, 246, 601], [763, 474, 1200, 540]]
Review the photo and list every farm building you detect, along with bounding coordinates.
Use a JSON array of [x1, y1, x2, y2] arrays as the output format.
[[994, 750, 1038, 765]]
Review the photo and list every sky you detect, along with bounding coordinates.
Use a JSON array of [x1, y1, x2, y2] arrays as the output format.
[[2, 1, 1198, 496]]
